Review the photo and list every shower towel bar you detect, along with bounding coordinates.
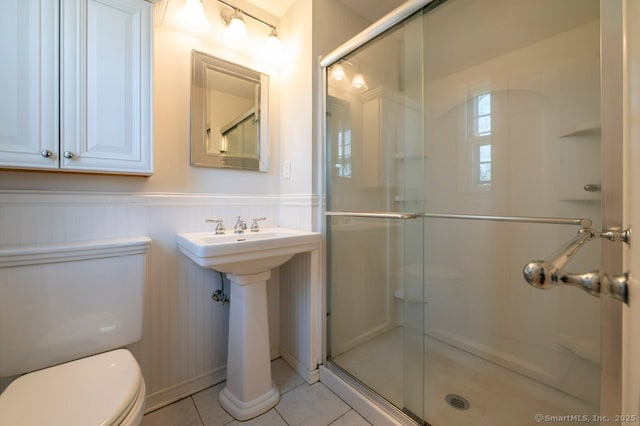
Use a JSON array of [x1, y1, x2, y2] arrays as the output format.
[[325, 211, 417, 219], [421, 213, 591, 227], [325, 211, 591, 227]]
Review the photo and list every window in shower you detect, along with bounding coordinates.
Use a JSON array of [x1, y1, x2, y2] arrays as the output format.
[[472, 91, 492, 137], [474, 143, 491, 185], [467, 86, 492, 187]]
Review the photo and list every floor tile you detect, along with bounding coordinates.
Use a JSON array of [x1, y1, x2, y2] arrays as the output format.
[[271, 358, 306, 394], [142, 397, 203, 426], [192, 383, 233, 426], [276, 382, 350, 426], [225, 408, 287, 426], [329, 409, 371, 426]]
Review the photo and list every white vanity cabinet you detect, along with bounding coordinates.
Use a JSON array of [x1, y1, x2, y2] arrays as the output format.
[[0, 0, 153, 175]]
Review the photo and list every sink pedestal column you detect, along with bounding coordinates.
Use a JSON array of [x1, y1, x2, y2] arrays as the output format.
[[219, 270, 279, 420]]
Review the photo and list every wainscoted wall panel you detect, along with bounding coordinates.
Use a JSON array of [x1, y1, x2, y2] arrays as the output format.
[[0, 191, 317, 411], [279, 250, 322, 383]]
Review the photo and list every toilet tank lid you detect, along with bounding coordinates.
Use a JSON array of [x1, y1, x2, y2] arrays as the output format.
[[0, 349, 143, 426]]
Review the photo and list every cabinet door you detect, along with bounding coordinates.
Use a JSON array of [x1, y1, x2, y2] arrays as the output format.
[[0, 0, 59, 170], [61, 0, 153, 175]]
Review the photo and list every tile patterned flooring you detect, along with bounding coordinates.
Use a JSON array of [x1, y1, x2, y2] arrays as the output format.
[[142, 359, 371, 426]]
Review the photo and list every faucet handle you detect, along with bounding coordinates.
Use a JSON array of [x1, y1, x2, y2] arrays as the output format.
[[234, 216, 248, 233], [250, 217, 267, 232], [205, 218, 226, 234]]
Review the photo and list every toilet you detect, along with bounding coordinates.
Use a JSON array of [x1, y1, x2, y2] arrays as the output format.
[[0, 237, 151, 426]]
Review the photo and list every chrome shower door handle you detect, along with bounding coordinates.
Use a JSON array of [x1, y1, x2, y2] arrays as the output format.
[[523, 261, 602, 296], [522, 227, 631, 304], [523, 262, 628, 303]]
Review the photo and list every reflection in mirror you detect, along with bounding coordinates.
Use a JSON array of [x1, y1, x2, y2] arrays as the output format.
[[191, 50, 269, 171]]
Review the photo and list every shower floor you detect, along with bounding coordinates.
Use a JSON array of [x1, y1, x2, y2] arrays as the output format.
[[331, 327, 597, 426]]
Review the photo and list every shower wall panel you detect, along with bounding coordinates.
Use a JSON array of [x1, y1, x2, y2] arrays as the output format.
[[423, 18, 601, 404]]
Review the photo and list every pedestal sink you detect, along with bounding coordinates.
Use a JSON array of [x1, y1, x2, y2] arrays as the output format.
[[176, 228, 321, 420]]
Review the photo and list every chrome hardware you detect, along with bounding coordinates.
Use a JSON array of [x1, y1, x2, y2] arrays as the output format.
[[325, 211, 590, 226], [63, 151, 75, 159], [40, 149, 53, 158], [523, 227, 631, 304], [325, 211, 417, 220], [523, 265, 628, 304], [250, 217, 266, 232], [234, 216, 247, 234], [212, 289, 229, 304], [598, 227, 631, 245], [422, 213, 591, 228], [205, 218, 226, 235], [584, 183, 601, 192]]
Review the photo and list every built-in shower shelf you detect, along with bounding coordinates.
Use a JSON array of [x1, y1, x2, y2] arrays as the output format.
[[556, 121, 601, 201], [558, 121, 601, 138], [393, 153, 424, 160], [558, 190, 600, 201]]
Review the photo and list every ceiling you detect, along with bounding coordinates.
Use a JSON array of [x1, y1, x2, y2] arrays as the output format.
[[244, 0, 405, 22], [244, 0, 296, 18]]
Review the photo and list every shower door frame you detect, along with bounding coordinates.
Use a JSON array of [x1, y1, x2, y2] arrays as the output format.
[[319, 0, 625, 421]]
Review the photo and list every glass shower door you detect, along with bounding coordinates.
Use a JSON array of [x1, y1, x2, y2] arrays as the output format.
[[325, 9, 426, 423], [420, 0, 602, 425], [325, 0, 604, 424]]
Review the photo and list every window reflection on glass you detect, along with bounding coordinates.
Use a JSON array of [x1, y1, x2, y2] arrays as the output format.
[[337, 128, 352, 178], [467, 87, 492, 187], [328, 96, 352, 179], [477, 143, 491, 185], [475, 93, 492, 136]]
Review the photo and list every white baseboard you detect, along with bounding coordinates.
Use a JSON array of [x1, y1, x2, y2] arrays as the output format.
[[144, 366, 227, 413], [280, 346, 319, 384]]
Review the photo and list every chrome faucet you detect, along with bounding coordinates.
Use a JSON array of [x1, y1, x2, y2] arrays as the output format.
[[234, 216, 247, 234], [250, 217, 266, 232], [205, 218, 226, 235]]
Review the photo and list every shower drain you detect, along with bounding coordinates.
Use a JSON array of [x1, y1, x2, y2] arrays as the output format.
[[445, 394, 470, 410]]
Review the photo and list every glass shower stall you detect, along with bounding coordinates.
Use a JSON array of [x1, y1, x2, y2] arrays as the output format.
[[323, 0, 609, 424]]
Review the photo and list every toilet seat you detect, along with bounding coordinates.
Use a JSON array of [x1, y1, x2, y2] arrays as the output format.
[[0, 349, 145, 426]]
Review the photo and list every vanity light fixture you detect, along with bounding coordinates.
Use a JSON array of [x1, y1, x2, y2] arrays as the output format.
[[171, 0, 282, 48], [217, 0, 281, 48]]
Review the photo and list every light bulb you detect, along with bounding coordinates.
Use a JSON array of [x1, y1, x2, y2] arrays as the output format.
[[226, 10, 247, 41], [331, 64, 346, 81], [176, 0, 210, 31], [352, 72, 367, 90], [265, 28, 281, 57]]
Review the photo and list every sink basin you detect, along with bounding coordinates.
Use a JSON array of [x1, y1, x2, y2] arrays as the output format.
[[177, 227, 320, 275]]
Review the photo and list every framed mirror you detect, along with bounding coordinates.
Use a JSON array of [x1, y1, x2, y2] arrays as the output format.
[[190, 51, 269, 171]]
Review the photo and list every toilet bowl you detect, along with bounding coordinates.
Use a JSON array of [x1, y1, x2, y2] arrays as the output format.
[[0, 349, 145, 426]]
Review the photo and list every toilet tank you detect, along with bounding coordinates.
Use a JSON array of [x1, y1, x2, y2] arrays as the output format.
[[0, 237, 151, 377]]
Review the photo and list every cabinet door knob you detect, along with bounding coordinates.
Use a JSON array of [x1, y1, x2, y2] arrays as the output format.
[[63, 151, 75, 159], [40, 149, 53, 158]]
